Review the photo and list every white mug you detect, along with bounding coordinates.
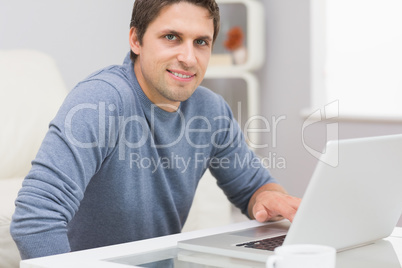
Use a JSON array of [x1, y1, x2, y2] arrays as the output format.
[[266, 244, 336, 268]]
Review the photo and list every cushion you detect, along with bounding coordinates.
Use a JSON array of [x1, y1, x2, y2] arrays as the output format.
[[0, 49, 67, 179], [0, 177, 24, 268]]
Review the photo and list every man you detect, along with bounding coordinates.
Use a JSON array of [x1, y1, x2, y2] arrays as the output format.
[[11, 0, 301, 260]]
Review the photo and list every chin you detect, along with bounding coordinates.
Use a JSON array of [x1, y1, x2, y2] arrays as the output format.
[[168, 90, 197, 102]]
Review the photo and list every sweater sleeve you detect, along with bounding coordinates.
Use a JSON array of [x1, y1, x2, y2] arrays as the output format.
[[10, 79, 123, 259], [208, 98, 278, 217]]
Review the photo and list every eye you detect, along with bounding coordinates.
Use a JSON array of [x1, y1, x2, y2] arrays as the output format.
[[195, 39, 208, 46], [165, 34, 177, 41]]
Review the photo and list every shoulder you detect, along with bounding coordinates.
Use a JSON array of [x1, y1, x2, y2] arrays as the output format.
[[78, 65, 134, 100], [63, 65, 138, 116]]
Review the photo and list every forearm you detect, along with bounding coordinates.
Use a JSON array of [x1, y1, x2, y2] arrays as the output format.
[[10, 224, 71, 260], [10, 166, 81, 259]]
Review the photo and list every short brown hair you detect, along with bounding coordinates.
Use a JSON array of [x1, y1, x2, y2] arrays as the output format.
[[129, 0, 220, 62]]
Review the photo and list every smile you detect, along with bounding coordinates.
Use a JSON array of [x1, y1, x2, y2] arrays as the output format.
[[167, 70, 194, 79]]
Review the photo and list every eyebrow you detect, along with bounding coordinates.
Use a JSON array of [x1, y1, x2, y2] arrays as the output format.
[[160, 29, 213, 42]]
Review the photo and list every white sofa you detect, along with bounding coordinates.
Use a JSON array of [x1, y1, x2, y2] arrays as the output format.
[[0, 49, 236, 267], [0, 49, 67, 268]]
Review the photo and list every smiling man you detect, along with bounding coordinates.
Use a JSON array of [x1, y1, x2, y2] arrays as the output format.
[[11, 0, 300, 260], [130, 2, 212, 111]]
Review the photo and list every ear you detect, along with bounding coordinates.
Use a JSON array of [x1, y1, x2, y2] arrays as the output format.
[[129, 27, 141, 56]]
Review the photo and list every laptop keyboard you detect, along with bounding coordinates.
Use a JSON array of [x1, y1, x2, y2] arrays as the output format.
[[235, 235, 286, 251]]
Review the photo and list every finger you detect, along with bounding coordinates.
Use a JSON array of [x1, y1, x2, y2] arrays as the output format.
[[253, 194, 280, 222], [253, 192, 301, 222], [288, 195, 302, 209], [279, 205, 298, 222], [255, 210, 269, 222], [253, 199, 267, 222], [273, 196, 300, 222], [268, 215, 285, 222]]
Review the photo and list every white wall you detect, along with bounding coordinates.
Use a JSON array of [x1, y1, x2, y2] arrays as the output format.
[[258, 0, 402, 226], [0, 0, 133, 89]]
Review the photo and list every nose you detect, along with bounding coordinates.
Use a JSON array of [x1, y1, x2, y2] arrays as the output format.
[[177, 42, 197, 68]]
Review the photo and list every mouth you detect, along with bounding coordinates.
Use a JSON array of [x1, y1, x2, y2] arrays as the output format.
[[167, 69, 195, 79]]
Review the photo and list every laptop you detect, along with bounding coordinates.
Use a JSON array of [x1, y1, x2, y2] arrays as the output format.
[[178, 134, 402, 262]]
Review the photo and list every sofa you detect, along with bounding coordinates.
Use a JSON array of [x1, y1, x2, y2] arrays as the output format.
[[0, 49, 235, 267], [0, 49, 68, 267]]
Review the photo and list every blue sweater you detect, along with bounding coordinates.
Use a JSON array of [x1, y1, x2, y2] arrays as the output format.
[[11, 53, 276, 259]]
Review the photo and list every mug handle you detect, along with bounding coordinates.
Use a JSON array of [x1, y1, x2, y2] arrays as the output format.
[[266, 255, 284, 268]]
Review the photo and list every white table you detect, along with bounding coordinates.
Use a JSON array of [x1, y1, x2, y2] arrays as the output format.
[[20, 221, 402, 268]]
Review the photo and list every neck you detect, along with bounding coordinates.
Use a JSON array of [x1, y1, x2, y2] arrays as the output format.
[[133, 61, 180, 113]]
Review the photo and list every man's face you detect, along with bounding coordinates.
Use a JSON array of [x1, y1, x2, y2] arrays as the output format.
[[130, 2, 214, 112]]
